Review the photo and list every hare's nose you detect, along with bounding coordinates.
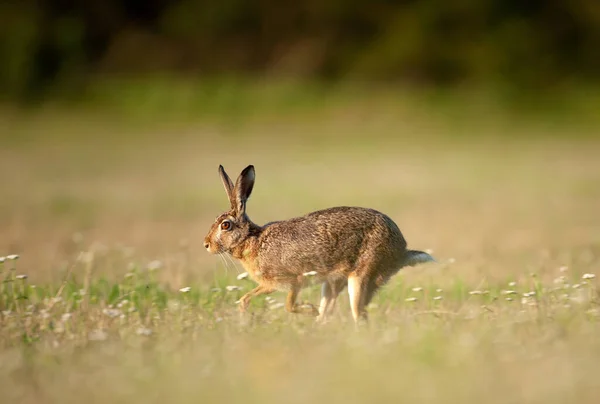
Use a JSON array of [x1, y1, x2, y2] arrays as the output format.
[[204, 242, 210, 249]]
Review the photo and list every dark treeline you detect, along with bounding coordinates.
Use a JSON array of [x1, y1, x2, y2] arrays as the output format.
[[1, 0, 599, 100]]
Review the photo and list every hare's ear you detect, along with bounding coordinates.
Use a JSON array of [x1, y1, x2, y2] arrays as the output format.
[[233, 165, 255, 215], [218, 165, 235, 209]]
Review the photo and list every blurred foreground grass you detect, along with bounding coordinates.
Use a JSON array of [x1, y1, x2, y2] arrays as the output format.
[[1, 255, 599, 404], [1, 82, 600, 403]]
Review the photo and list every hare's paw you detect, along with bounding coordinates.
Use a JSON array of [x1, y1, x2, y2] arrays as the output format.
[[297, 302, 319, 317], [237, 293, 253, 313]]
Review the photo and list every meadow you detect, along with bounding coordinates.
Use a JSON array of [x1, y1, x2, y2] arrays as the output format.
[[1, 85, 600, 403]]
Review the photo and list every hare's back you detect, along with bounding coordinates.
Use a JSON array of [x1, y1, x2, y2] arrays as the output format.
[[258, 206, 407, 273]]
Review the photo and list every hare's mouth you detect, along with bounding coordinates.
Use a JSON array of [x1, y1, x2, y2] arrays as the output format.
[[204, 241, 224, 255]]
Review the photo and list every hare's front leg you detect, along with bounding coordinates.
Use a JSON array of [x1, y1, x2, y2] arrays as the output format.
[[238, 285, 275, 313], [285, 285, 318, 316]]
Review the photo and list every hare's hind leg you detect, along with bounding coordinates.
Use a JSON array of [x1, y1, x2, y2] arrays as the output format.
[[363, 273, 391, 308], [347, 274, 368, 324], [316, 279, 347, 323]]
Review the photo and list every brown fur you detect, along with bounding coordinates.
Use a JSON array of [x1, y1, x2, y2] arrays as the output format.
[[204, 165, 435, 324]]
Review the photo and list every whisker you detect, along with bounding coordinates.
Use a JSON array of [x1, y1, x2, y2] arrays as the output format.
[[218, 253, 230, 277], [224, 253, 242, 275]]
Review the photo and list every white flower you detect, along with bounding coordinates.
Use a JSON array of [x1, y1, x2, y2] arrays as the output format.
[[522, 291, 536, 297], [265, 296, 275, 303], [136, 327, 153, 336], [586, 308, 600, 317], [469, 290, 483, 295], [433, 296, 443, 301], [179, 287, 191, 293], [508, 281, 517, 287], [147, 260, 163, 271], [436, 288, 443, 293], [412, 287, 423, 292], [88, 329, 108, 341], [582, 273, 596, 280], [405, 297, 417, 302], [505, 297, 514, 301], [269, 302, 285, 310], [6, 254, 19, 260], [572, 283, 582, 289], [554, 276, 567, 284], [447, 258, 456, 264], [0, 257, 5, 263], [502, 290, 517, 295], [103, 308, 121, 318], [225, 285, 241, 292], [16, 274, 28, 280], [237, 272, 249, 280], [303, 271, 318, 277], [61, 313, 72, 321], [570, 289, 590, 305], [559, 266, 569, 273], [77, 251, 94, 264]]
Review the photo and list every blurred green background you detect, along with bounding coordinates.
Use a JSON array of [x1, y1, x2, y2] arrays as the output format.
[[1, 0, 600, 105]]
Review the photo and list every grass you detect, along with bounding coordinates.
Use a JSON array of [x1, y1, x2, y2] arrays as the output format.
[[1, 255, 599, 404], [1, 83, 600, 403]]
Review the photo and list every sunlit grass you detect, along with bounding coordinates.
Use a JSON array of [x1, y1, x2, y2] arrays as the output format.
[[2, 87, 600, 403], [1, 251, 599, 403]]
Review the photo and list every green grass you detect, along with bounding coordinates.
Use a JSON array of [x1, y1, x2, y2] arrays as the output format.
[[1, 254, 599, 404], [1, 84, 600, 403], [4, 77, 600, 142]]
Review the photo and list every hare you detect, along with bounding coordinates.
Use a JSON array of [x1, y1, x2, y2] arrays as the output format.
[[204, 165, 435, 324]]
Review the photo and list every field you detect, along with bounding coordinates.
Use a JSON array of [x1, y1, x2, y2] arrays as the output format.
[[1, 88, 600, 403]]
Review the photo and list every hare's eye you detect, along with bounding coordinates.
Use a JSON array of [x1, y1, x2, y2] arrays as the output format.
[[220, 221, 232, 231]]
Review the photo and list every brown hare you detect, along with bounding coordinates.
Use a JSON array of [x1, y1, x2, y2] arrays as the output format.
[[204, 165, 435, 324]]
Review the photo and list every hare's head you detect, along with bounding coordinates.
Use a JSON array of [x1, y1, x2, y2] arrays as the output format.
[[204, 165, 256, 254]]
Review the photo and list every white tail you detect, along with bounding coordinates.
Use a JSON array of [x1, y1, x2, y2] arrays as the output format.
[[402, 250, 436, 267]]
